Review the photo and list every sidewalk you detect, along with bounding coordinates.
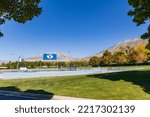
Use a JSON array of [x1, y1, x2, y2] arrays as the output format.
[[52, 95, 91, 100], [0, 90, 92, 100]]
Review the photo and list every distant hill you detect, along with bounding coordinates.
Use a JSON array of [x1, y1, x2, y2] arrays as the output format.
[[25, 52, 78, 62], [81, 38, 148, 61], [0, 60, 7, 64], [1, 38, 148, 62]]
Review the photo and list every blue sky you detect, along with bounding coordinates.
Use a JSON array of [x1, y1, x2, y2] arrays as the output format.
[[0, 0, 149, 61]]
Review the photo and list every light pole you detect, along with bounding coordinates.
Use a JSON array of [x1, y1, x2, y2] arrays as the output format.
[[17, 56, 22, 69]]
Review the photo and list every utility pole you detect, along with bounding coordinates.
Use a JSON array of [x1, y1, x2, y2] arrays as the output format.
[[17, 56, 22, 69]]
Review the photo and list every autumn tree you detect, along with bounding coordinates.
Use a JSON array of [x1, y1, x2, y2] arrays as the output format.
[[135, 44, 149, 63], [129, 48, 143, 64], [0, 0, 42, 37], [112, 47, 128, 64], [126, 45, 149, 64], [100, 45, 149, 65], [89, 56, 100, 67], [100, 50, 112, 65]]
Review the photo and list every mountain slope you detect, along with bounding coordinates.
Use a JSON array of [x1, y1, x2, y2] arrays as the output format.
[[25, 52, 78, 61], [0, 59, 7, 64], [82, 38, 148, 61]]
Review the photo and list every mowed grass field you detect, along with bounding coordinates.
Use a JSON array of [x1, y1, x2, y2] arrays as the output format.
[[0, 69, 150, 99]]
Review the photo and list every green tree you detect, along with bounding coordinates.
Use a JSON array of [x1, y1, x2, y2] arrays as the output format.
[[0, 0, 42, 37], [89, 56, 100, 67], [128, 0, 150, 48]]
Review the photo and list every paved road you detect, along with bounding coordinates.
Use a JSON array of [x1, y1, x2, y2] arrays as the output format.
[[0, 94, 43, 100]]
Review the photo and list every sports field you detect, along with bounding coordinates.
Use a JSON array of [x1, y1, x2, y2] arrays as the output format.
[[0, 68, 150, 100]]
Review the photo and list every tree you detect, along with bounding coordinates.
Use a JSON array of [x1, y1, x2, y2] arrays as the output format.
[[128, 45, 149, 64], [146, 39, 150, 50], [113, 48, 128, 64], [89, 56, 100, 67], [101, 50, 112, 65], [0, 0, 42, 37], [128, 0, 150, 48], [135, 44, 149, 63]]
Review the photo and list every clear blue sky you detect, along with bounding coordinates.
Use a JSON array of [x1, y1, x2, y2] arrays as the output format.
[[0, 0, 149, 61]]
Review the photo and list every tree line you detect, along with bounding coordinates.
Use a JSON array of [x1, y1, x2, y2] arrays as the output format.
[[0, 60, 89, 69], [89, 44, 150, 67], [1, 44, 150, 69]]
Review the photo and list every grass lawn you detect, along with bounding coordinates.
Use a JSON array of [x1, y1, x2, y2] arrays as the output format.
[[0, 70, 150, 100], [105, 65, 150, 70]]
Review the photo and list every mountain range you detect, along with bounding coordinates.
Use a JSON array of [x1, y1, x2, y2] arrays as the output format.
[[81, 38, 148, 61], [0, 38, 148, 63], [25, 52, 78, 62]]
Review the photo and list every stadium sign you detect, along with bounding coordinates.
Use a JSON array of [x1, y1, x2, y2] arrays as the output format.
[[43, 54, 57, 60]]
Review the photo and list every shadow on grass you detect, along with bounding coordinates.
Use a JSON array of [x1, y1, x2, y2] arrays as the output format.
[[0, 86, 54, 100], [87, 70, 150, 94], [0, 86, 21, 92]]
